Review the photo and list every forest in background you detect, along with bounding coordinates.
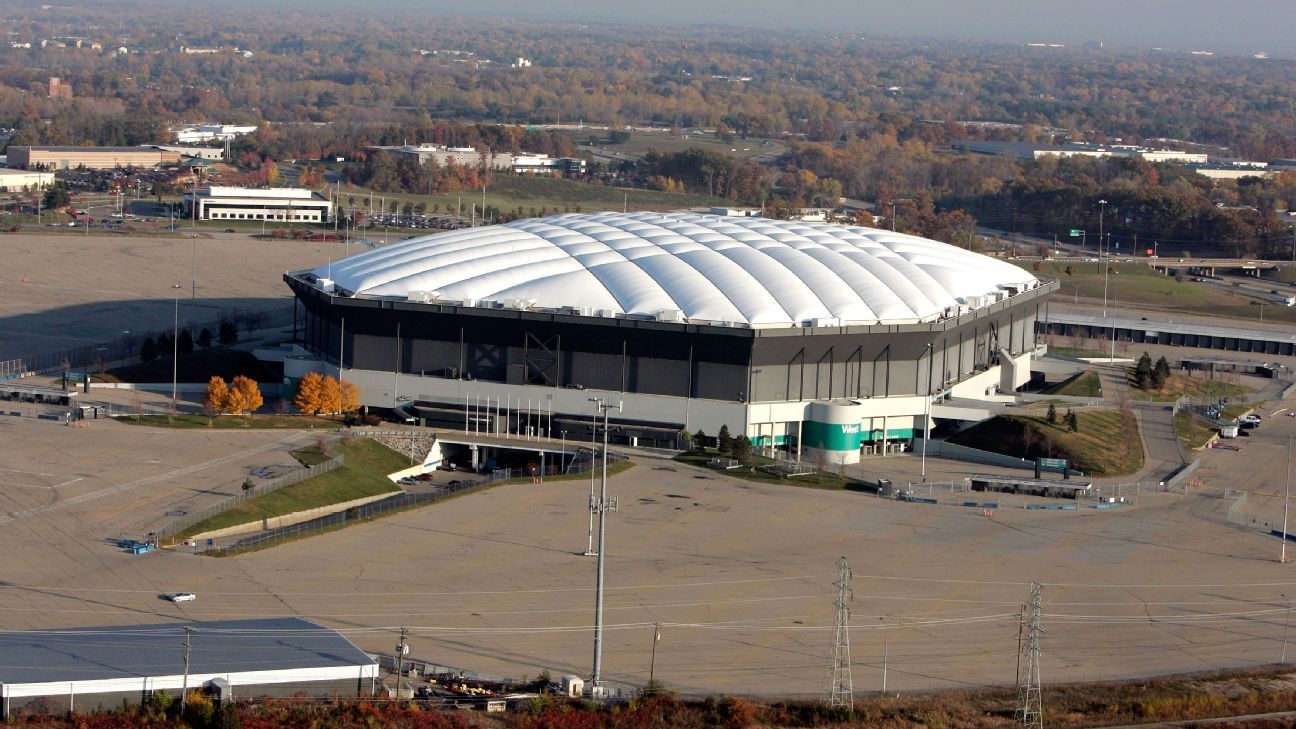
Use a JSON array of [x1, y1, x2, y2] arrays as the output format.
[[2, 2, 1296, 253]]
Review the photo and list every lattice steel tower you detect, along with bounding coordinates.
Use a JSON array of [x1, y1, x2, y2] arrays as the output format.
[[1017, 582, 1044, 729], [824, 556, 853, 708]]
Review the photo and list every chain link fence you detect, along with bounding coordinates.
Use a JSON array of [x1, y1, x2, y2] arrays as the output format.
[[201, 451, 628, 556], [157, 454, 344, 542]]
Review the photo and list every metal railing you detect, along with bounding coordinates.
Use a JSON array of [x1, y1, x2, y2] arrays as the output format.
[[157, 454, 344, 541]]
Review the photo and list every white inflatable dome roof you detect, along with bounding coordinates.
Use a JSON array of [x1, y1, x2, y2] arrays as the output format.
[[317, 212, 1039, 327]]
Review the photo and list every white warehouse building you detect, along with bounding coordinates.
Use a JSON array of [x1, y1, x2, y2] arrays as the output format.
[[183, 186, 333, 223]]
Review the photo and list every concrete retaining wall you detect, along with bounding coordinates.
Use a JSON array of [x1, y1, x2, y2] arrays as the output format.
[[187, 492, 397, 541], [912, 438, 1034, 470]]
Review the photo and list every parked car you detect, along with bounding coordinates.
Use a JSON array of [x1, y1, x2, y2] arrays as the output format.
[[169, 592, 197, 603], [1239, 414, 1261, 425]]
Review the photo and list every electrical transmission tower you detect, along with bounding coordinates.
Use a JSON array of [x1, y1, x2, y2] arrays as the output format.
[[1017, 582, 1044, 729], [824, 556, 853, 708]]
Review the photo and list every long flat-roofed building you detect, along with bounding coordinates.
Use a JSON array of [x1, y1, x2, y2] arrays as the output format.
[[0, 168, 55, 191], [0, 617, 378, 717], [182, 186, 333, 223], [7, 146, 183, 170]]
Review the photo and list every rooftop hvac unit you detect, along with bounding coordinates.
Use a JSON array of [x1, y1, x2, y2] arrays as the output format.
[[477, 300, 499, 309], [505, 298, 536, 310], [811, 317, 841, 327], [406, 290, 439, 303], [656, 308, 684, 323], [595, 308, 616, 318], [561, 305, 592, 316], [316, 278, 335, 293]]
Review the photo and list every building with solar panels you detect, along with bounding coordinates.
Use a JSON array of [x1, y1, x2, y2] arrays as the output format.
[[0, 618, 377, 717], [281, 212, 1056, 464]]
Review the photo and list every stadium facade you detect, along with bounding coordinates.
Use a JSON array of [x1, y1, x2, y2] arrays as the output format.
[[282, 213, 1055, 464]]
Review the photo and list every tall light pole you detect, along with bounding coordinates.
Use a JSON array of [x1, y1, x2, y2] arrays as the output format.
[[584, 404, 599, 557], [170, 284, 182, 414], [1098, 199, 1109, 317], [588, 396, 621, 694], [1283, 430, 1292, 564], [921, 342, 933, 480], [191, 235, 197, 300]]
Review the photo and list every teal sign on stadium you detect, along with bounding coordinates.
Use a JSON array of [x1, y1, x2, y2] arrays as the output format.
[[802, 420, 864, 452]]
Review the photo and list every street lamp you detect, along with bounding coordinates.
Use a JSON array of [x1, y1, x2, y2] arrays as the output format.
[[1098, 199, 1109, 317], [588, 396, 621, 694], [170, 284, 182, 415], [921, 342, 933, 480]]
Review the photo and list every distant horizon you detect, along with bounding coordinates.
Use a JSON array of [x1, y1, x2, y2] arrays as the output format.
[[192, 0, 1296, 57]]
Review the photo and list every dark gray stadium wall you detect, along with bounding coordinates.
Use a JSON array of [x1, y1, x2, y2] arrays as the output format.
[[295, 290, 755, 401], [749, 299, 1041, 401]]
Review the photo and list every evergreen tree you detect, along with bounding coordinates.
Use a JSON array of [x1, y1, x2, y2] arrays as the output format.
[[1065, 409, 1079, 432], [197, 328, 213, 348], [717, 424, 732, 454], [732, 435, 753, 464], [693, 429, 708, 451], [140, 336, 157, 363], [1153, 356, 1171, 389], [1135, 352, 1153, 390], [218, 319, 238, 344], [1046, 401, 1058, 424], [177, 329, 194, 355]]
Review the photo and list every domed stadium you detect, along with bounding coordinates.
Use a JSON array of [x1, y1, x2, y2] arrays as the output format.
[[283, 213, 1057, 463]]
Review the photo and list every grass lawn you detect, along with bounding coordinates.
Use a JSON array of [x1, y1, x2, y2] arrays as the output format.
[[117, 413, 340, 429], [1022, 260, 1296, 324], [673, 449, 852, 490], [1175, 411, 1216, 451], [174, 439, 404, 539], [339, 174, 734, 224], [1047, 346, 1113, 359], [1127, 371, 1250, 403], [103, 348, 281, 384], [948, 410, 1144, 476], [1042, 370, 1102, 397], [291, 447, 334, 466]]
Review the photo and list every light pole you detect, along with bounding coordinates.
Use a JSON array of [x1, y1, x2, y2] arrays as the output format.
[[1283, 430, 1292, 564], [1283, 594, 1292, 664], [921, 342, 933, 480], [191, 235, 197, 300], [1098, 199, 1109, 317], [648, 622, 661, 690], [584, 404, 599, 557], [588, 396, 621, 694], [170, 284, 182, 415]]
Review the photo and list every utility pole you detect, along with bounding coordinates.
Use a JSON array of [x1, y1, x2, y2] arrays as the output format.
[[394, 627, 408, 697], [1098, 199, 1109, 317], [181, 627, 192, 715], [1017, 583, 1043, 729], [648, 622, 661, 691], [588, 397, 621, 696], [824, 556, 853, 708], [1283, 431, 1292, 563]]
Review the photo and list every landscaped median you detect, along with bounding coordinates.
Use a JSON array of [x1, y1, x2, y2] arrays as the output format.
[[167, 438, 406, 543], [673, 450, 852, 489]]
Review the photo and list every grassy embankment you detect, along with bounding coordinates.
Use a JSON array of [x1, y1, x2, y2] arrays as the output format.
[[1021, 260, 1296, 324], [1127, 370, 1250, 403], [172, 439, 404, 539], [948, 410, 1144, 477], [1041, 370, 1102, 397]]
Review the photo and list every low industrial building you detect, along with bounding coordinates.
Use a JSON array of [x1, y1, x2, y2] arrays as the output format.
[[170, 124, 258, 144], [0, 617, 378, 717], [152, 145, 225, 161], [953, 140, 1209, 164], [0, 168, 55, 191], [6, 146, 183, 171], [182, 186, 333, 223], [368, 145, 586, 177], [1039, 312, 1296, 355]]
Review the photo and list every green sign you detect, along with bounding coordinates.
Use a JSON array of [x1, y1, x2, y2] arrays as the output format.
[[1068, 229, 1082, 237], [1039, 457, 1068, 470], [803, 420, 864, 452]]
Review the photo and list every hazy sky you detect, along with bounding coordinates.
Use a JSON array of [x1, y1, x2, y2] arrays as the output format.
[[262, 0, 1296, 56]]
